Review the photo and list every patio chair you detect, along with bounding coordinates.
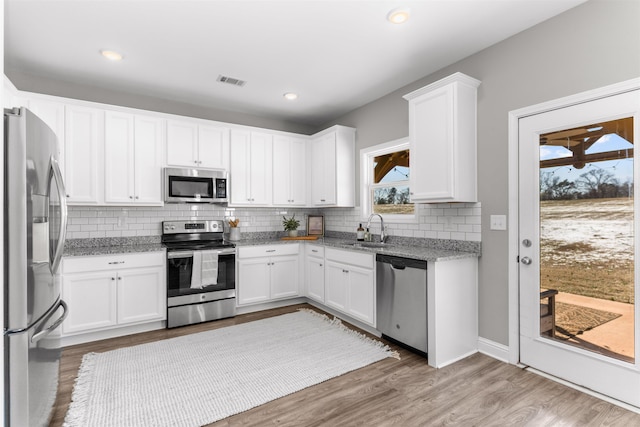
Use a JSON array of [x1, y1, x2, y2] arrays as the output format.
[[540, 289, 559, 337]]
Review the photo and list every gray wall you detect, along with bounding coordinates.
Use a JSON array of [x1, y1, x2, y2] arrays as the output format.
[[6, 71, 317, 135], [318, 0, 640, 345]]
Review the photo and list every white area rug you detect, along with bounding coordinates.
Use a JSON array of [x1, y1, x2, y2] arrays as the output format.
[[64, 309, 398, 427]]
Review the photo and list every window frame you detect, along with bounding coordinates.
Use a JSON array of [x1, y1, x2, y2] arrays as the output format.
[[360, 137, 416, 223]]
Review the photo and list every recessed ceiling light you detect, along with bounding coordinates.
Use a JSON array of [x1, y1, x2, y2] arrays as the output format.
[[387, 8, 410, 24], [100, 50, 123, 61], [283, 92, 298, 101]]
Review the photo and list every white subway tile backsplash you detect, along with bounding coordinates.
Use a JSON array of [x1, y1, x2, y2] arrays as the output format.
[[65, 202, 481, 242]]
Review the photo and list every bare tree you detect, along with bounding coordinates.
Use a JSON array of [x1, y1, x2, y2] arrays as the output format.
[[540, 171, 576, 200], [576, 168, 619, 198]]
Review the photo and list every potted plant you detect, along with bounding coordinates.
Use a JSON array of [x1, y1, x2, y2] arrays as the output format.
[[282, 214, 301, 237]]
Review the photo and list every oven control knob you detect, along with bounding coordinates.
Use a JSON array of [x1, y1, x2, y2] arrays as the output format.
[[170, 225, 176, 230]]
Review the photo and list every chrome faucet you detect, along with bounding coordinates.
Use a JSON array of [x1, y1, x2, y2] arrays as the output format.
[[366, 213, 386, 243]]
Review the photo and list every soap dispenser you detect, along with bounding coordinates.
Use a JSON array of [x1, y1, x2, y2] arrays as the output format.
[[357, 223, 365, 241]]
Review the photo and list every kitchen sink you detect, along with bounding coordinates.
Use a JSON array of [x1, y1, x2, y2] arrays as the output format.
[[345, 242, 393, 248]]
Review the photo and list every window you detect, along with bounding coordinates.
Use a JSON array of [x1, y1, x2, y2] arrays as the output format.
[[361, 138, 414, 220]]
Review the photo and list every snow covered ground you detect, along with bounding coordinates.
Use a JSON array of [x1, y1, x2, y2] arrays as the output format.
[[540, 198, 633, 265]]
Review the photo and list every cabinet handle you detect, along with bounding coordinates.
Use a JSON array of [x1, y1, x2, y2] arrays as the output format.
[[311, 249, 318, 253], [266, 249, 276, 253], [66, 194, 70, 198], [320, 199, 326, 202], [111, 277, 115, 281], [343, 269, 349, 273], [129, 196, 133, 199], [117, 276, 122, 280], [320, 263, 323, 267], [135, 196, 139, 199], [108, 261, 125, 265]]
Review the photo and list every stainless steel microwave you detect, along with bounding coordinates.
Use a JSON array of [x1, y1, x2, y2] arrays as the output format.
[[164, 167, 229, 203]]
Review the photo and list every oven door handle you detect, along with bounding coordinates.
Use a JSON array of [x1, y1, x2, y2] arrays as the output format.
[[167, 248, 236, 259], [168, 251, 194, 259]]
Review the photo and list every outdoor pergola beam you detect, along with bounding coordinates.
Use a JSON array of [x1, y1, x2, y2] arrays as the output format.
[[540, 149, 634, 169]]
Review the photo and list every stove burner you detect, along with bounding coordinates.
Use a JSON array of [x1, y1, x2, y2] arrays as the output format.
[[161, 220, 235, 251]]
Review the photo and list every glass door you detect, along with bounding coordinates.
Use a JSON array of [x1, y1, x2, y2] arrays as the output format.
[[519, 89, 640, 406]]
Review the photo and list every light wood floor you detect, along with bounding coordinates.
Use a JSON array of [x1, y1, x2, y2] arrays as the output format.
[[51, 303, 640, 426]]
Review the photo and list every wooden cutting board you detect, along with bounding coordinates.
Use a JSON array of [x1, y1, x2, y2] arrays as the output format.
[[280, 235, 320, 240]]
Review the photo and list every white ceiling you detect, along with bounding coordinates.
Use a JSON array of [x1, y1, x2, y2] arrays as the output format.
[[5, 0, 587, 127]]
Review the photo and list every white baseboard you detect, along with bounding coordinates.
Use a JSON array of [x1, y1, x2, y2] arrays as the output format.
[[61, 320, 166, 347], [477, 337, 510, 363]]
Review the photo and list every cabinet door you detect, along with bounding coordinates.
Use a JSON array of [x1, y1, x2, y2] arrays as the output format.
[[347, 265, 375, 325], [65, 105, 102, 204], [272, 135, 292, 205], [198, 125, 229, 169], [237, 258, 271, 305], [311, 133, 336, 205], [134, 115, 165, 204], [230, 130, 251, 204], [104, 111, 135, 203], [166, 120, 198, 167], [28, 98, 66, 175], [409, 85, 454, 201], [289, 137, 307, 206], [117, 266, 166, 324], [62, 272, 117, 334], [270, 255, 299, 299], [306, 256, 325, 303], [248, 132, 273, 205], [324, 261, 348, 312]]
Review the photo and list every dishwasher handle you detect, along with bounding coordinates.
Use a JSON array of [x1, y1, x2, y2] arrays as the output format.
[[376, 254, 427, 270]]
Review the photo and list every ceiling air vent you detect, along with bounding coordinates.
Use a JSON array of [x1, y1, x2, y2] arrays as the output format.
[[217, 75, 247, 87]]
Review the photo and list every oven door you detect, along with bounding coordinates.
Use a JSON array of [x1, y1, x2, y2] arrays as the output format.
[[166, 249, 236, 298]]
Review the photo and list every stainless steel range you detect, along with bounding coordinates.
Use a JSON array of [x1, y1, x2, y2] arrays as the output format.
[[162, 220, 236, 328]]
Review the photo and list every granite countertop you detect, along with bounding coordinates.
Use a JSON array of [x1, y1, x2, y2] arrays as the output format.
[[63, 243, 166, 257], [234, 237, 479, 262], [63, 235, 480, 262]]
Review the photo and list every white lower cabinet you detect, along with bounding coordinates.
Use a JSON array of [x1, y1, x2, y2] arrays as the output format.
[[61, 251, 166, 336], [305, 244, 325, 303], [323, 248, 375, 326], [237, 244, 300, 306]]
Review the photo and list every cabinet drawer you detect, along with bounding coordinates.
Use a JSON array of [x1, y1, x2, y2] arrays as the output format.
[[325, 248, 374, 269], [305, 244, 324, 257], [238, 244, 299, 259], [62, 251, 165, 274]]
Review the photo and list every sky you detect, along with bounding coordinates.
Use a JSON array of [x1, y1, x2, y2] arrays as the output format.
[[540, 133, 633, 184]]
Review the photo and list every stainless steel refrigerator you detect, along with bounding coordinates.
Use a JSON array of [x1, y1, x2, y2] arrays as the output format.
[[4, 107, 69, 426]]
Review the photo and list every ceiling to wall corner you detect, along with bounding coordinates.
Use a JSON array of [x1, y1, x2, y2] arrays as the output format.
[[5, 0, 587, 127]]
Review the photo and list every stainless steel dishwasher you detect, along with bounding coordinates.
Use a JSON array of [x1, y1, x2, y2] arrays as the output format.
[[376, 254, 428, 356]]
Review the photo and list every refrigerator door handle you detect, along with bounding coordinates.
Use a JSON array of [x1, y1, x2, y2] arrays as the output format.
[[31, 299, 68, 343], [50, 157, 68, 274]]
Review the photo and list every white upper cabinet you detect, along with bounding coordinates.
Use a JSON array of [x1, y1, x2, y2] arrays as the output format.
[[198, 125, 230, 169], [64, 105, 104, 204], [403, 72, 481, 203], [310, 125, 355, 207], [104, 112, 164, 205], [166, 120, 229, 169], [272, 135, 307, 206], [27, 98, 66, 174], [230, 130, 273, 206]]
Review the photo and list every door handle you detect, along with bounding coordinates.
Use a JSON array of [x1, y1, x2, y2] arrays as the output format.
[[31, 299, 69, 343], [50, 158, 68, 274], [521, 256, 532, 265]]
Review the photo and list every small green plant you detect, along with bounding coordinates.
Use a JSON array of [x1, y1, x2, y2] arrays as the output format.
[[282, 214, 300, 231]]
